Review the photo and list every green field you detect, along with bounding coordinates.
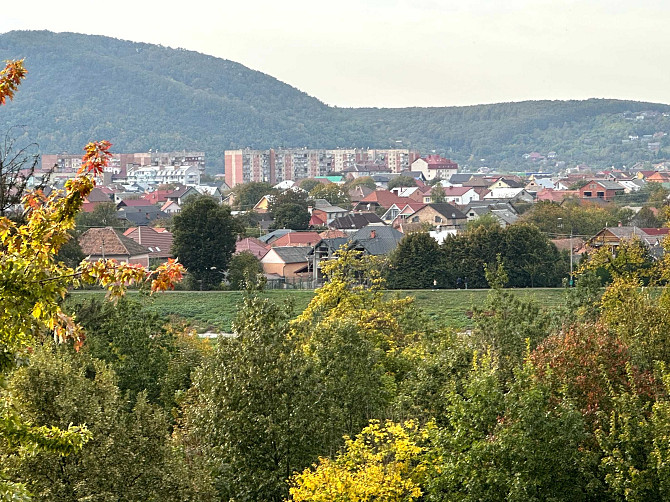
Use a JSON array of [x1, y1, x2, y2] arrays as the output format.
[[66, 288, 567, 333]]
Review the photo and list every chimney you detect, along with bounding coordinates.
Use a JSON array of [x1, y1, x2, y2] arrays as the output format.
[[618, 221, 622, 227], [370, 230, 376, 238]]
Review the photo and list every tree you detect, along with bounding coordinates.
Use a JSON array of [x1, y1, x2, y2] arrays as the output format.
[[231, 181, 275, 210], [464, 213, 499, 232], [3, 345, 215, 501], [631, 206, 661, 228], [430, 184, 446, 203], [271, 202, 310, 230], [75, 201, 123, 230], [178, 293, 323, 502], [298, 178, 321, 192], [171, 195, 240, 289], [0, 127, 42, 218], [309, 183, 351, 207], [0, 59, 184, 498], [387, 233, 443, 289], [227, 251, 264, 289], [290, 420, 431, 502], [387, 175, 416, 190], [346, 176, 377, 190]]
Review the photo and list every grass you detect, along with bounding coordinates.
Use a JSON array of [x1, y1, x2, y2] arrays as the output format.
[[66, 287, 567, 333]]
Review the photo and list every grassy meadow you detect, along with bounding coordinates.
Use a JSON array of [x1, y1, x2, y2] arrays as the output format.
[[66, 288, 567, 333]]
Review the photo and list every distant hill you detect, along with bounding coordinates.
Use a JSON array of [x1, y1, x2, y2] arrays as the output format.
[[1, 30, 669, 172]]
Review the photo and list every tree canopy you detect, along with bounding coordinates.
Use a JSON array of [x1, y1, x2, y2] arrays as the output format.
[[171, 195, 240, 289]]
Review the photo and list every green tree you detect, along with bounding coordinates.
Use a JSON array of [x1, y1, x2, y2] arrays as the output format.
[[71, 298, 210, 411], [632, 206, 661, 228], [171, 195, 240, 289], [430, 185, 446, 203], [298, 178, 321, 192], [227, 251, 264, 289], [465, 213, 500, 232], [231, 181, 275, 210], [346, 176, 377, 190], [309, 183, 351, 207], [75, 201, 123, 230], [387, 233, 443, 289], [429, 354, 598, 502], [178, 294, 322, 502], [3, 345, 215, 501], [271, 202, 310, 230], [387, 175, 417, 190]]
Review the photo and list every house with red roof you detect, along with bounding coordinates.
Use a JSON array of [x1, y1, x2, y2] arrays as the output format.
[[235, 237, 270, 260], [271, 231, 321, 247], [353, 190, 415, 212], [142, 189, 173, 205], [440, 186, 480, 205], [411, 155, 459, 181]]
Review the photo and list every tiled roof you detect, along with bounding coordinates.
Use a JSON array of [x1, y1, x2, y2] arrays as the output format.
[[235, 237, 269, 260], [319, 229, 348, 239], [330, 212, 384, 229], [271, 232, 321, 247], [86, 187, 112, 203], [79, 227, 149, 258], [118, 198, 155, 207], [123, 226, 174, 258]]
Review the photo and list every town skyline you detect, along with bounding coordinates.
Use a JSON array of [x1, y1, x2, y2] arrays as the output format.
[[2, 0, 669, 108]]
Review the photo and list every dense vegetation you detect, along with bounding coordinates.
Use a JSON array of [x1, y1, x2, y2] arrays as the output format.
[[1, 30, 670, 171]]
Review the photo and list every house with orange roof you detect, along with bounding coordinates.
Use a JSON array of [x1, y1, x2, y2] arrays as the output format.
[[353, 190, 414, 212], [271, 231, 321, 247], [646, 172, 670, 183], [142, 189, 173, 205]]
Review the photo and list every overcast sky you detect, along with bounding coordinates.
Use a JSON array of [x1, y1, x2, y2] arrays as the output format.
[[2, 0, 669, 108]]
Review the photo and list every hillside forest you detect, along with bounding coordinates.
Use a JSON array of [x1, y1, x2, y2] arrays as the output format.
[[1, 30, 670, 172]]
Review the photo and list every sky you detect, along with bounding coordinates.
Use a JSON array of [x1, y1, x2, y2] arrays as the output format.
[[2, 0, 669, 108]]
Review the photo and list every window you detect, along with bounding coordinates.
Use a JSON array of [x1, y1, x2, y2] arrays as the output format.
[[584, 191, 592, 197], [435, 216, 443, 223], [597, 191, 605, 198]]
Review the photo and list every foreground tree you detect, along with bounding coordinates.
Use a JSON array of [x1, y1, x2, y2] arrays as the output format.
[[178, 293, 322, 501], [171, 195, 239, 289], [290, 420, 431, 502], [0, 60, 184, 499]]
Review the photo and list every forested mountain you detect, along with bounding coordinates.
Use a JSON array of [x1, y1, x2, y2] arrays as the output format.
[[1, 30, 669, 171]]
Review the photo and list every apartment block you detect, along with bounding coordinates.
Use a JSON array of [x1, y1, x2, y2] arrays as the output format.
[[224, 148, 420, 187]]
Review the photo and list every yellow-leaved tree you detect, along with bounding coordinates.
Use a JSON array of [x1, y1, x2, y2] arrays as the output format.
[[289, 420, 432, 502], [0, 59, 184, 500]]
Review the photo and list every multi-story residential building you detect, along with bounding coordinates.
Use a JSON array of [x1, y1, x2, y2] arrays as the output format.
[[126, 165, 200, 186], [224, 149, 276, 187], [224, 148, 420, 187], [41, 151, 205, 182]]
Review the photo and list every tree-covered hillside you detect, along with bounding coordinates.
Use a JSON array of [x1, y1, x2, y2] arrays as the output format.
[[1, 30, 669, 171]]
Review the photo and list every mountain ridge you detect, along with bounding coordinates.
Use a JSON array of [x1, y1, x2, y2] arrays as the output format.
[[1, 30, 669, 171]]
